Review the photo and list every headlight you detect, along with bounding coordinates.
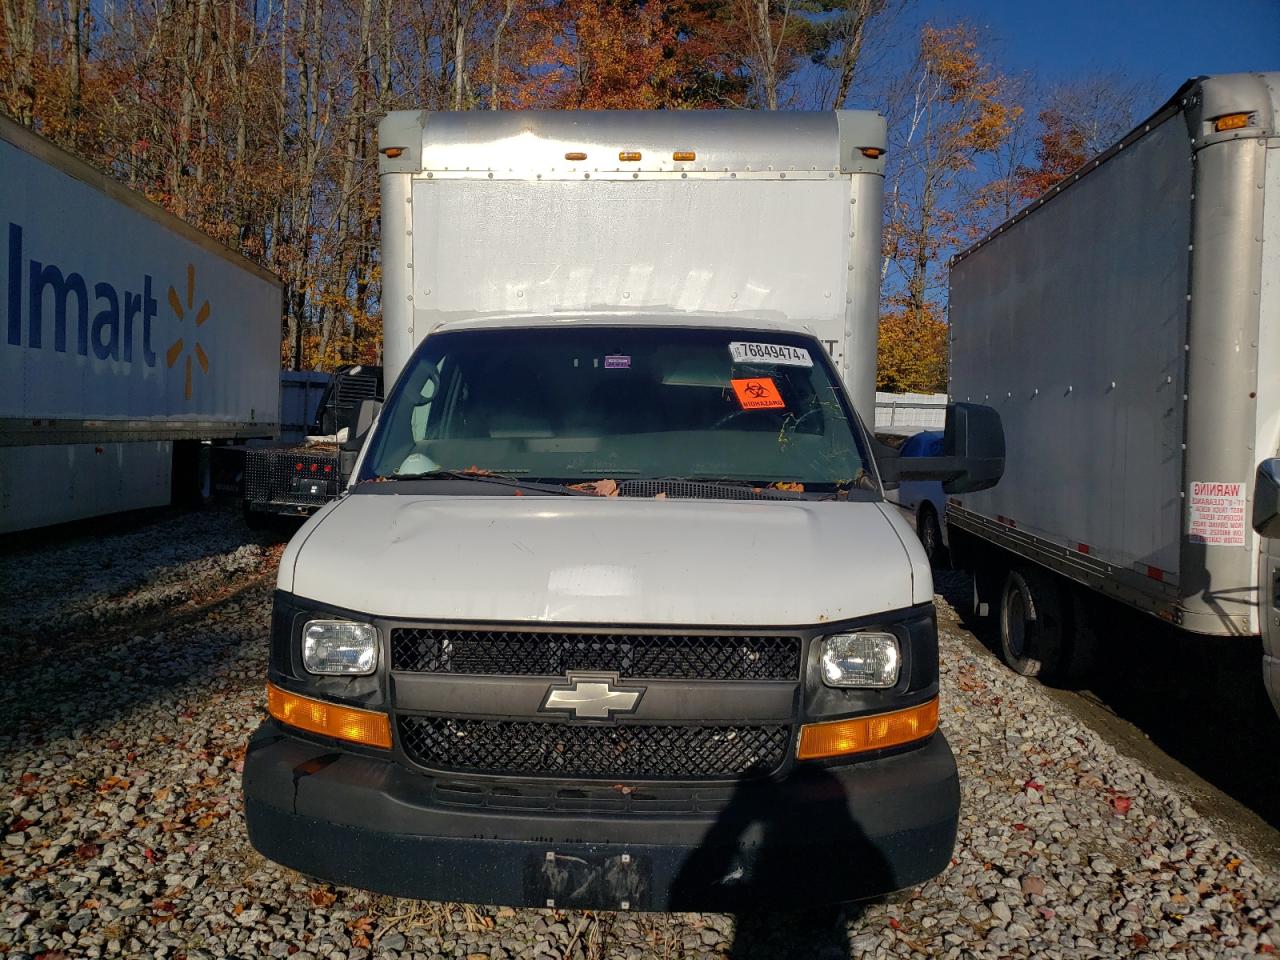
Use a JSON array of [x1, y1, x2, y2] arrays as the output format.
[[302, 620, 378, 675], [820, 632, 900, 688]]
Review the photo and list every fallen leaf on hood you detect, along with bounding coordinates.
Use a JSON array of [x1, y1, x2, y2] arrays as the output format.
[[568, 478, 619, 496]]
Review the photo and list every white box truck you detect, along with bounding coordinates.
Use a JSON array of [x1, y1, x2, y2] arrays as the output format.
[[1, 115, 281, 533], [946, 73, 1280, 717], [241, 109, 1005, 910]]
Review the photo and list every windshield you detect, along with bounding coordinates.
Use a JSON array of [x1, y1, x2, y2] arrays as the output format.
[[359, 325, 875, 492]]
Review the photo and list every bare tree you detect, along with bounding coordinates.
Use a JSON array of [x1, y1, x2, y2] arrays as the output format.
[[1044, 71, 1158, 155]]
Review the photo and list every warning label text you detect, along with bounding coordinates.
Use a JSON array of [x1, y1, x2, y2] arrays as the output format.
[[1188, 480, 1247, 546]]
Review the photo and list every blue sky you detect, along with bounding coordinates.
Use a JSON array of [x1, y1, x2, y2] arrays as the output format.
[[918, 0, 1279, 114]]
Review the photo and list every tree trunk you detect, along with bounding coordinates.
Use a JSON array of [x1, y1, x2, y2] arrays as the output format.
[[831, 0, 874, 110], [490, 0, 515, 109], [452, 0, 467, 110], [66, 0, 83, 124]]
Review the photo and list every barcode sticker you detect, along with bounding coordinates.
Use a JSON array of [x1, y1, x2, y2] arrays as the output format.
[[729, 342, 813, 367]]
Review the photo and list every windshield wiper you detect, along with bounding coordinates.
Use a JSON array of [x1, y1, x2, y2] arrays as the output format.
[[367, 470, 583, 496]]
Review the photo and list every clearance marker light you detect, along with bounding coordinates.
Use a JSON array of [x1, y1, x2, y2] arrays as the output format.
[[380, 147, 404, 158], [564, 151, 588, 161], [796, 698, 938, 760], [266, 682, 392, 748], [619, 151, 642, 162], [860, 147, 884, 159], [672, 151, 696, 162], [1213, 113, 1249, 132]]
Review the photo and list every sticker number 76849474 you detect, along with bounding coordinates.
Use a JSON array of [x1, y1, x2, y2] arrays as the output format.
[[729, 342, 813, 367]]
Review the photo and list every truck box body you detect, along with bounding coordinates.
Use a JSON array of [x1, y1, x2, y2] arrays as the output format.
[[947, 74, 1280, 706], [377, 110, 886, 422], [1, 115, 281, 532]]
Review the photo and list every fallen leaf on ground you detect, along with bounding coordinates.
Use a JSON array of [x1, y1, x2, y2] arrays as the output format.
[[309, 888, 337, 907]]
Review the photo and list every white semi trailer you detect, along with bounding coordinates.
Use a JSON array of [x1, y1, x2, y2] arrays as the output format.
[[0, 115, 281, 533], [947, 73, 1280, 717]]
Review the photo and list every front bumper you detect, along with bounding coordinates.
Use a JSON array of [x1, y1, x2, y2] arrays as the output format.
[[243, 720, 959, 910]]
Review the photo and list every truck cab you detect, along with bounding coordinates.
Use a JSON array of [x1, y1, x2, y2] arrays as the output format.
[[242, 110, 1003, 909]]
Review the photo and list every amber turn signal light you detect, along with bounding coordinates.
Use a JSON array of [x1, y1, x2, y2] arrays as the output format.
[[1213, 113, 1249, 132], [796, 697, 938, 760], [860, 147, 884, 159], [267, 682, 392, 749], [380, 146, 404, 158]]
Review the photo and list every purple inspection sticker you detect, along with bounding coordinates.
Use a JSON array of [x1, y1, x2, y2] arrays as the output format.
[[604, 355, 631, 369]]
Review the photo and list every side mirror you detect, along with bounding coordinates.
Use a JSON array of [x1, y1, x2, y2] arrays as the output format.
[[875, 402, 1005, 494], [341, 398, 381, 453], [1253, 459, 1280, 538]]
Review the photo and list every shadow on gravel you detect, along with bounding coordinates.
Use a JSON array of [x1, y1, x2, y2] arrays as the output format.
[[671, 768, 889, 959], [0, 574, 273, 754], [938, 569, 1280, 831]]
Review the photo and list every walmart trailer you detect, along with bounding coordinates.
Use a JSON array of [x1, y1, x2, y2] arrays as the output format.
[[946, 73, 1280, 716], [1, 115, 280, 533]]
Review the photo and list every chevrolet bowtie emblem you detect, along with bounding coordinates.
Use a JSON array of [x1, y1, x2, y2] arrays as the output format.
[[540, 674, 645, 720]]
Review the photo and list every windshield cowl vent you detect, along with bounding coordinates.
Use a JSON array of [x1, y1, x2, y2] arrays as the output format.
[[616, 480, 796, 501]]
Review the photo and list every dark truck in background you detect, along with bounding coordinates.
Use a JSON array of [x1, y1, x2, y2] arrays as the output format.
[[242, 364, 383, 524]]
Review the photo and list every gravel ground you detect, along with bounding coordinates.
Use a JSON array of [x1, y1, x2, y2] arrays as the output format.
[[1, 511, 1278, 959], [0, 509, 271, 661]]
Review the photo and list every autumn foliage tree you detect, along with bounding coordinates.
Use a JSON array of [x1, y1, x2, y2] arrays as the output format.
[[1, 1, 1150, 384], [878, 304, 948, 393], [877, 22, 1019, 391], [1014, 73, 1150, 200]]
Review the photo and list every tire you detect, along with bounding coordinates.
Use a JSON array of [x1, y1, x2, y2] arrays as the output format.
[[998, 567, 1069, 679], [917, 504, 948, 568]]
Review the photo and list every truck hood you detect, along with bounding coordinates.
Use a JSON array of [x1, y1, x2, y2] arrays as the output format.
[[281, 493, 930, 626]]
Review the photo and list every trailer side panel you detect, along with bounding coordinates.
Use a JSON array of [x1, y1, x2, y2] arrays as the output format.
[[949, 114, 1192, 604]]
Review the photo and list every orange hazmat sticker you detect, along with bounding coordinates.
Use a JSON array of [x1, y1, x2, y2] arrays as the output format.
[[731, 377, 785, 410]]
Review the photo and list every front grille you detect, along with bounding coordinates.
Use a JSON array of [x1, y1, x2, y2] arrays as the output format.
[[390, 628, 801, 681], [398, 716, 791, 780]]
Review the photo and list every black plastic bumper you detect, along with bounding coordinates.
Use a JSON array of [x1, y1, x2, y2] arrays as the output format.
[[243, 721, 959, 911]]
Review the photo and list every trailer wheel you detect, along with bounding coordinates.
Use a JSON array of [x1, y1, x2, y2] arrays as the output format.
[[998, 567, 1068, 678], [917, 504, 948, 568], [242, 501, 270, 531]]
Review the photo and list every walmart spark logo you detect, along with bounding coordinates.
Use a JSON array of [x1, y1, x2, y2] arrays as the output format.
[[165, 264, 210, 400]]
